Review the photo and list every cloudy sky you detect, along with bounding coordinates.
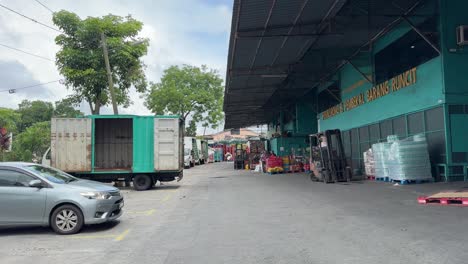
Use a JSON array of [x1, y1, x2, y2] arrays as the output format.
[[0, 0, 233, 134]]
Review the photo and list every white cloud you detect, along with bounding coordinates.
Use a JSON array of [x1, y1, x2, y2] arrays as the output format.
[[0, 0, 231, 128]]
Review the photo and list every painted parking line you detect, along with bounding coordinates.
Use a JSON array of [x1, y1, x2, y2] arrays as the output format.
[[162, 189, 179, 202], [126, 209, 156, 216], [71, 234, 117, 239], [162, 194, 171, 202], [71, 229, 131, 241], [114, 229, 131, 241], [145, 209, 156, 215]]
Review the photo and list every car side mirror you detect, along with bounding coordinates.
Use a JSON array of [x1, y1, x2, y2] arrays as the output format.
[[29, 179, 43, 188]]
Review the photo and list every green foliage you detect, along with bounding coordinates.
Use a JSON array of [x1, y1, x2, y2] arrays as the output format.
[[17, 100, 54, 132], [185, 120, 197, 137], [10, 121, 51, 162], [53, 10, 149, 114], [145, 65, 224, 130], [54, 98, 84, 118], [0, 108, 20, 134], [1, 99, 82, 161]]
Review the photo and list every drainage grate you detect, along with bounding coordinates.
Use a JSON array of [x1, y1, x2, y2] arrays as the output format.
[[210, 176, 228, 179]]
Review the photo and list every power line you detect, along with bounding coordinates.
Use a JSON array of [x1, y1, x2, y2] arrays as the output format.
[[0, 3, 62, 33], [0, 43, 53, 61], [0, 79, 62, 93], [33, 0, 54, 14]]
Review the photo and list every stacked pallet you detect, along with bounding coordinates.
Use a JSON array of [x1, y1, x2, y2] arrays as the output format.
[[372, 142, 391, 180], [386, 134, 432, 182], [418, 191, 468, 206], [371, 134, 433, 183], [363, 148, 375, 179]]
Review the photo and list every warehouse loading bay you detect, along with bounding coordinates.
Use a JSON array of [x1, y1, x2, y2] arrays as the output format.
[[3, 0, 468, 264]]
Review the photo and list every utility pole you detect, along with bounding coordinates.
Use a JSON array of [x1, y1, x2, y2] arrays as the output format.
[[100, 32, 118, 114]]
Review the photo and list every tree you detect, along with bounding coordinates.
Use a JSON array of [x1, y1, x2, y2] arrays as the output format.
[[54, 98, 84, 118], [11, 121, 50, 162], [0, 108, 20, 134], [185, 120, 197, 136], [145, 65, 224, 130], [53, 10, 149, 114], [17, 100, 54, 132]]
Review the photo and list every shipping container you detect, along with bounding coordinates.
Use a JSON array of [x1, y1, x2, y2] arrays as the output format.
[[44, 115, 183, 191]]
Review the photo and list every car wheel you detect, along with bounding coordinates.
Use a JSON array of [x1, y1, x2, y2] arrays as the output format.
[[133, 174, 152, 191], [51, 204, 84, 235]]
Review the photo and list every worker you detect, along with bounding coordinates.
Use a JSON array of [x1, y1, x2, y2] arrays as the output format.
[[320, 135, 328, 148]]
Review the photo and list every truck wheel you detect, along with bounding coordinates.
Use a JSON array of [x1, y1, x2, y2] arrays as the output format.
[[133, 174, 152, 191], [50, 204, 84, 235]]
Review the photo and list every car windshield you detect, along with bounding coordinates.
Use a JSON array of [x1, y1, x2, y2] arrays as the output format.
[[25, 165, 78, 184]]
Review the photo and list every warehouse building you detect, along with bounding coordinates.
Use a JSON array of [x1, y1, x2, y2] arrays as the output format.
[[223, 0, 468, 181]]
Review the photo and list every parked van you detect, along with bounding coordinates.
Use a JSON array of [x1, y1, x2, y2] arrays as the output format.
[[183, 136, 196, 167]]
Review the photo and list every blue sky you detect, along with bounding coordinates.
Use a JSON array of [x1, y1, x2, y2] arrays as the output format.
[[0, 0, 234, 133]]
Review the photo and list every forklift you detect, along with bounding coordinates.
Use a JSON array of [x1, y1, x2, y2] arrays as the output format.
[[309, 129, 352, 183], [234, 143, 247, 170]]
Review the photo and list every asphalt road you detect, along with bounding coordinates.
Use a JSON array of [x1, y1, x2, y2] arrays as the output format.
[[1, 162, 468, 264]]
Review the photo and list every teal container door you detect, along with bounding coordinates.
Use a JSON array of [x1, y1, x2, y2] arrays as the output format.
[[133, 117, 154, 173]]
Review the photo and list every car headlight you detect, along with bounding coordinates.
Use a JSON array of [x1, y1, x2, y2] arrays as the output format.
[[80, 191, 112, 200]]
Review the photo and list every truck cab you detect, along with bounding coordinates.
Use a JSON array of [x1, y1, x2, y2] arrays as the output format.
[[183, 147, 194, 168], [184, 136, 199, 165]]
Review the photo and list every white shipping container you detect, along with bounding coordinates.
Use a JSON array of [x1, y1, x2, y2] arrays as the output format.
[[51, 118, 92, 172], [154, 118, 183, 171]]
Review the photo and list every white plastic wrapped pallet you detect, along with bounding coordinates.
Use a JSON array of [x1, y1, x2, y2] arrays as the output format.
[[386, 134, 432, 181], [363, 148, 375, 176], [372, 142, 391, 178]]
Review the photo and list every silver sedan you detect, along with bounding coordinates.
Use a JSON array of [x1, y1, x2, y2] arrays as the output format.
[[0, 162, 124, 234]]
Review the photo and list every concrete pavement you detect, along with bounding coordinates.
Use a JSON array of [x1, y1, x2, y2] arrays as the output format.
[[1, 162, 467, 264]]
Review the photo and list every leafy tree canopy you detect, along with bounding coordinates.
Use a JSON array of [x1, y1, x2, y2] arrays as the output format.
[[17, 100, 54, 132], [185, 120, 197, 137], [10, 121, 50, 162], [145, 65, 224, 130], [0, 100, 82, 162], [54, 98, 84, 118], [0, 108, 20, 134], [53, 10, 149, 114]]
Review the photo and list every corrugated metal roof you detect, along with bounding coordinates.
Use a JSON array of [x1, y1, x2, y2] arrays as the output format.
[[224, 0, 428, 129]]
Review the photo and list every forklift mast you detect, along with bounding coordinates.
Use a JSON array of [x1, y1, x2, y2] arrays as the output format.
[[309, 129, 351, 183]]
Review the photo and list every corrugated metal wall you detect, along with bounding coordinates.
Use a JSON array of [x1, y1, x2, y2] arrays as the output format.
[[133, 116, 154, 173], [154, 118, 182, 171], [51, 118, 92, 172], [94, 118, 133, 170], [341, 106, 446, 179]]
